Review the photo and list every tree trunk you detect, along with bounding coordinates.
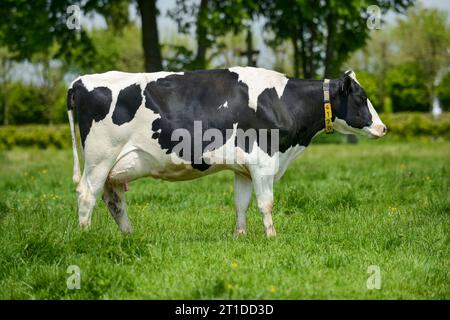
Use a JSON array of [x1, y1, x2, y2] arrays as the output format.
[[307, 23, 316, 78], [324, 14, 335, 78], [298, 25, 309, 78], [137, 0, 162, 72], [291, 36, 300, 78], [245, 27, 258, 67], [194, 0, 208, 69]]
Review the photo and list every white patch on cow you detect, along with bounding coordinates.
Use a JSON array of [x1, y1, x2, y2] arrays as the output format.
[[363, 98, 386, 138], [69, 71, 183, 92], [217, 101, 228, 110], [333, 117, 360, 135], [229, 66, 289, 111], [75, 71, 183, 150], [367, 99, 382, 125], [200, 123, 248, 176], [333, 98, 386, 138]]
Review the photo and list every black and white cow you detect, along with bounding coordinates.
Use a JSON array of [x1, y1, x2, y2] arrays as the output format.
[[67, 67, 386, 237]]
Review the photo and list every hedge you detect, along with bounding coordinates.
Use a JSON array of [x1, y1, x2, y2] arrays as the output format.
[[0, 125, 71, 150], [0, 112, 449, 150], [381, 112, 450, 140]]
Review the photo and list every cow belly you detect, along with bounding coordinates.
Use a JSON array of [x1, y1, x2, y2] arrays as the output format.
[[108, 150, 224, 183]]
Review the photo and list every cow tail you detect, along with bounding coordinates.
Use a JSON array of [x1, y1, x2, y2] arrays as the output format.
[[67, 87, 81, 185]]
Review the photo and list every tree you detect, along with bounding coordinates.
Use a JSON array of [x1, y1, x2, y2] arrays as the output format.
[[85, 25, 144, 73], [385, 63, 429, 112], [0, 0, 128, 70], [437, 72, 450, 112], [261, 0, 414, 79], [0, 48, 14, 125], [168, 0, 257, 69], [33, 52, 68, 124], [345, 28, 395, 112], [394, 6, 450, 111], [0, 0, 162, 72]]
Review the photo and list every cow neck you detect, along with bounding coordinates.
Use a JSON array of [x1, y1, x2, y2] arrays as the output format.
[[287, 78, 339, 147]]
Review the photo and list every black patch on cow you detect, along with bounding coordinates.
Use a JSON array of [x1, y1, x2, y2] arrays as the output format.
[[66, 88, 74, 110], [72, 79, 112, 148], [112, 83, 143, 125], [143, 69, 315, 171]]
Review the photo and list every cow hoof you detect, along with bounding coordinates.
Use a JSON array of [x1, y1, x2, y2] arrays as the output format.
[[79, 221, 91, 230], [235, 229, 247, 238], [120, 225, 133, 235], [265, 227, 277, 238]]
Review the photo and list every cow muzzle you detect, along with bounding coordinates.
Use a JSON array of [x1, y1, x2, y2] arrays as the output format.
[[367, 123, 387, 138]]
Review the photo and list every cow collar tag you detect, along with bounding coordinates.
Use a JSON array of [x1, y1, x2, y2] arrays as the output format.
[[323, 79, 333, 134]]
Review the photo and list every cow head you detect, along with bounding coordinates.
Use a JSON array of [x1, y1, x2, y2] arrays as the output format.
[[333, 70, 387, 138]]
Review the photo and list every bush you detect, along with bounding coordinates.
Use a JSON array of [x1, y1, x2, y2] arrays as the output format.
[[0, 125, 71, 150], [381, 112, 450, 140], [0, 81, 67, 125], [386, 63, 430, 112], [437, 72, 450, 112]]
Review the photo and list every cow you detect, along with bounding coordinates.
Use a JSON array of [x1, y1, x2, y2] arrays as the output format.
[[67, 67, 386, 238]]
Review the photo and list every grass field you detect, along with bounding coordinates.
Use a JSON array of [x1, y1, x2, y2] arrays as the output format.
[[0, 139, 449, 299]]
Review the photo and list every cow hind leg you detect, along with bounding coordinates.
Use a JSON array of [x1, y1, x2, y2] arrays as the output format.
[[76, 163, 112, 229], [103, 181, 133, 234]]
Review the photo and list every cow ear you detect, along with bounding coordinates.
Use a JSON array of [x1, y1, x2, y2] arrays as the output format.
[[341, 74, 352, 95], [344, 70, 357, 81]]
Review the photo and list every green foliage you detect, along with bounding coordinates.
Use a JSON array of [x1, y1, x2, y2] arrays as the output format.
[[162, 44, 196, 71], [347, 6, 450, 113], [0, 143, 448, 298], [437, 72, 450, 112], [385, 63, 429, 112], [0, 0, 131, 70], [79, 25, 144, 73], [261, 0, 414, 78], [0, 81, 67, 125], [395, 6, 450, 91], [0, 125, 71, 150], [355, 71, 380, 108], [0, 82, 45, 125], [382, 112, 450, 140], [161, 32, 196, 71]]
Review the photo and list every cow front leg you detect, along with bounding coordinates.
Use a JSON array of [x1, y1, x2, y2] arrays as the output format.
[[103, 182, 133, 234], [234, 173, 253, 237], [251, 173, 276, 238]]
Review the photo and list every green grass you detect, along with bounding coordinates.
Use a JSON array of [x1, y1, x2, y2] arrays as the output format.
[[0, 139, 449, 299]]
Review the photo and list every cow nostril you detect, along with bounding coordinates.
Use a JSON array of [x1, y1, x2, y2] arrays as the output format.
[[383, 126, 387, 133]]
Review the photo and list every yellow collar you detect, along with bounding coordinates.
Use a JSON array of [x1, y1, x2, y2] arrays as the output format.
[[323, 79, 333, 134]]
